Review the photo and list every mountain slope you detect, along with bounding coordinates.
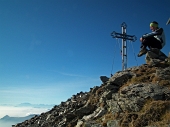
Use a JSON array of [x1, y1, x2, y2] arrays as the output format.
[[13, 60, 170, 127]]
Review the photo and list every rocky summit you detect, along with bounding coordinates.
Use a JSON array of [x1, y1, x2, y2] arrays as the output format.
[[14, 58, 170, 127]]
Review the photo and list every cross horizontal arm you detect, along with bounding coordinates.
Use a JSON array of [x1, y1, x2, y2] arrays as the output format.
[[113, 36, 136, 41], [111, 31, 137, 42]]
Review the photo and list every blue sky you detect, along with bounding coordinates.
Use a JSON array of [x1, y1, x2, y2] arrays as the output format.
[[0, 0, 170, 105]]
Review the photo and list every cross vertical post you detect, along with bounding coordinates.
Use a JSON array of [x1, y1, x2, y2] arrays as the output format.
[[121, 23, 127, 70], [111, 22, 137, 71]]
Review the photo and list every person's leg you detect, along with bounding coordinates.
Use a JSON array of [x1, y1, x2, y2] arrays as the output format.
[[138, 39, 149, 57], [138, 37, 162, 57], [137, 47, 148, 57], [140, 38, 148, 49], [143, 37, 162, 49]]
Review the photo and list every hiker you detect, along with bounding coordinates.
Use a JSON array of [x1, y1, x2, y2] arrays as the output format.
[[138, 21, 166, 57]]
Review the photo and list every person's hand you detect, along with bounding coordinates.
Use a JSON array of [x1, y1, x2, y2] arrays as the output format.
[[140, 37, 145, 42]]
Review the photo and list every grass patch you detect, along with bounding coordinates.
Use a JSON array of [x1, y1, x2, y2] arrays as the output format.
[[117, 100, 170, 127], [96, 111, 116, 126]]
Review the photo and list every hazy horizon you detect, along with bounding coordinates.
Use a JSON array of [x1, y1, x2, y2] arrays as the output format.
[[0, 104, 52, 119], [0, 112, 38, 127]]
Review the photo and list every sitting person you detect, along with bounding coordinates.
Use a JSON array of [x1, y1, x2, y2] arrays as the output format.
[[138, 21, 166, 57]]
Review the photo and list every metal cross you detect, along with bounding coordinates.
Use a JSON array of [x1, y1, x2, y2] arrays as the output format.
[[111, 22, 137, 71]]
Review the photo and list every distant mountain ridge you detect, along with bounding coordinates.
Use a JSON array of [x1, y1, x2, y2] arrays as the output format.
[[15, 103, 55, 108], [0, 114, 36, 122], [0, 103, 55, 108], [0, 114, 37, 127]]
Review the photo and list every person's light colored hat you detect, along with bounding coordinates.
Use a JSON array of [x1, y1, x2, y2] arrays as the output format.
[[150, 21, 158, 28]]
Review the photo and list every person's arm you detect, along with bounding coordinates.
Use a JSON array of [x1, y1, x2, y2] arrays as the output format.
[[142, 28, 163, 39]]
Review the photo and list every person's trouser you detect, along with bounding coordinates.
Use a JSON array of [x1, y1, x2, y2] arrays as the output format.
[[140, 37, 162, 49]]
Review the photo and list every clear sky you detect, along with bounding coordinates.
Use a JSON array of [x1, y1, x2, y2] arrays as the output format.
[[0, 0, 170, 105]]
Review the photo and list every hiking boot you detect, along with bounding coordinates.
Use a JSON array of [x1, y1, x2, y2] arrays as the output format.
[[137, 48, 148, 57]]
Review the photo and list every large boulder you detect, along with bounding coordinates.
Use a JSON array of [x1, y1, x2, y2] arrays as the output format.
[[107, 83, 170, 114], [145, 48, 167, 64]]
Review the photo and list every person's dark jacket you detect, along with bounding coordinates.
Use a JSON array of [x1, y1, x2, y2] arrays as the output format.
[[142, 28, 166, 48]]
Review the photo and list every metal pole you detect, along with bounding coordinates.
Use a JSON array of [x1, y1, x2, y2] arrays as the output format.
[[124, 28, 127, 70], [121, 26, 124, 70], [121, 22, 127, 70]]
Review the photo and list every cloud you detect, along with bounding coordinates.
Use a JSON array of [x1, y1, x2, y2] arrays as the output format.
[[48, 70, 88, 78], [59, 72, 87, 77], [0, 106, 49, 119]]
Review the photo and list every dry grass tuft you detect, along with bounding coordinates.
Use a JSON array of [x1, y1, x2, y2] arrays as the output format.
[[152, 76, 161, 82], [116, 100, 170, 127], [159, 80, 170, 86], [120, 66, 157, 91], [125, 101, 170, 127], [100, 111, 115, 125], [119, 64, 169, 91], [88, 95, 99, 105]]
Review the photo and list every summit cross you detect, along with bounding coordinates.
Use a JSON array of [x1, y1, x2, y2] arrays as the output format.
[[111, 22, 137, 71]]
